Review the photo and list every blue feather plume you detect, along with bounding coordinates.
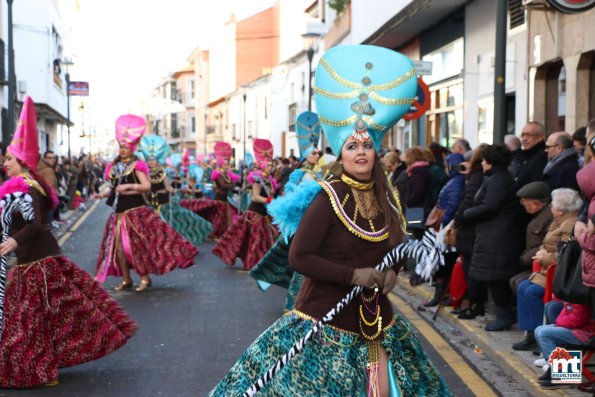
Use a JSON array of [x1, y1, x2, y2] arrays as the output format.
[[267, 180, 321, 242]]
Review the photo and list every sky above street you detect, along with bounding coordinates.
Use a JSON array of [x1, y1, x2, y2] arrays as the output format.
[[69, 0, 273, 135]]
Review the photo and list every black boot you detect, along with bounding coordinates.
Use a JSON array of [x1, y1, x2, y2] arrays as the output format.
[[457, 303, 485, 319], [538, 367, 551, 382], [423, 281, 446, 307], [485, 306, 513, 331], [512, 331, 537, 350]]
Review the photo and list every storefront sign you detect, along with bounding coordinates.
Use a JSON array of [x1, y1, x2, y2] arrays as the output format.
[[547, 0, 595, 13], [412, 60, 433, 76], [67, 81, 89, 96], [403, 78, 430, 121]]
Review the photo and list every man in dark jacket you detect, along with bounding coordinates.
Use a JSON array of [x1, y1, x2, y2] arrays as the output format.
[[514, 122, 548, 189], [509, 182, 554, 293], [542, 132, 580, 192]]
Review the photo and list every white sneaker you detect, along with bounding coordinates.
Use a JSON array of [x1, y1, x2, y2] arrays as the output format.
[[542, 364, 550, 372], [534, 357, 547, 367]]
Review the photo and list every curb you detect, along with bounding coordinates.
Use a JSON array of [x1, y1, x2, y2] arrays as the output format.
[[395, 275, 575, 397]]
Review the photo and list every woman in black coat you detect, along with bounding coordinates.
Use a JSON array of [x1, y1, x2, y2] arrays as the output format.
[[452, 144, 488, 317], [462, 145, 522, 331]]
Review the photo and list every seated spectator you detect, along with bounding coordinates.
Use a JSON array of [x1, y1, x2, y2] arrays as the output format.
[[509, 182, 554, 293], [542, 132, 580, 192], [512, 188, 582, 351], [535, 301, 595, 389]]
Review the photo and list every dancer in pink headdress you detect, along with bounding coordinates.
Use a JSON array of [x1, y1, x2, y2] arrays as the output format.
[[212, 139, 279, 270], [181, 142, 239, 239], [95, 114, 198, 292], [0, 98, 137, 388]]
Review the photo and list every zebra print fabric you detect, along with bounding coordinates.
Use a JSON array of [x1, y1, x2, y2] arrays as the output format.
[[0, 191, 35, 338], [242, 229, 442, 397]]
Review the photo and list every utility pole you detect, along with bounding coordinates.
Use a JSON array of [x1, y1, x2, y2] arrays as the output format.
[[5, 0, 16, 146], [493, 0, 507, 144]]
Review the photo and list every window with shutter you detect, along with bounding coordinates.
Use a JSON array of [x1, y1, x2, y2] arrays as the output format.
[[509, 0, 525, 29]]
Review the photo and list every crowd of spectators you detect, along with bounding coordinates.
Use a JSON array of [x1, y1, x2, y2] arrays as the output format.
[[384, 119, 595, 391]]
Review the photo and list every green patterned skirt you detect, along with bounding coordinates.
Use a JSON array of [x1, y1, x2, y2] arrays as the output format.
[[249, 238, 293, 291], [208, 311, 451, 397], [159, 199, 213, 247], [284, 272, 304, 311]]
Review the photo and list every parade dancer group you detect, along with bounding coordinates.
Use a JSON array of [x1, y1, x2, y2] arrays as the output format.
[[0, 45, 450, 396]]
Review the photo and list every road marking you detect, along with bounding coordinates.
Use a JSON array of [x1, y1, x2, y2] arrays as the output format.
[[388, 292, 497, 397], [58, 200, 99, 247]]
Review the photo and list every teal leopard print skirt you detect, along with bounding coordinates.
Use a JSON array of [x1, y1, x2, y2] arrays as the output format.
[[208, 311, 451, 397], [284, 272, 304, 311]]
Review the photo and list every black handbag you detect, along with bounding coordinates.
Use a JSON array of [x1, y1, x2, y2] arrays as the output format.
[[552, 236, 590, 304], [406, 207, 425, 230]]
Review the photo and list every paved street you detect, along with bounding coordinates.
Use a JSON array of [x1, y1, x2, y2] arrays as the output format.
[[0, 201, 524, 397]]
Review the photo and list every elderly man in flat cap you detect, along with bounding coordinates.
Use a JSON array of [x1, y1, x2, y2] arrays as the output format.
[[509, 182, 554, 294]]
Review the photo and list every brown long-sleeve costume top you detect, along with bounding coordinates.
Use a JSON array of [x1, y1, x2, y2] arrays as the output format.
[[9, 184, 61, 265], [289, 175, 404, 338]]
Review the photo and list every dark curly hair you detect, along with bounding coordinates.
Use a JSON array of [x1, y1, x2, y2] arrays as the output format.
[[481, 144, 511, 167]]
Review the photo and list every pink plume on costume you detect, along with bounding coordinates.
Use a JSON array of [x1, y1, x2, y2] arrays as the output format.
[[0, 176, 30, 202], [197, 154, 205, 162], [229, 172, 240, 184], [253, 138, 273, 167], [47, 185, 60, 210], [165, 157, 172, 167], [104, 162, 113, 180], [116, 114, 146, 150], [247, 170, 263, 184], [269, 175, 279, 193], [211, 170, 221, 182], [214, 142, 232, 167], [134, 160, 149, 175], [183, 149, 191, 167], [8, 96, 39, 170]]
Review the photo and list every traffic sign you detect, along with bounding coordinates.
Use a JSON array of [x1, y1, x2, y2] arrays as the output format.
[[413, 60, 433, 76], [403, 78, 430, 121]]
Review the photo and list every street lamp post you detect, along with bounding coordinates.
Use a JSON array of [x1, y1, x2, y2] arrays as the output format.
[[204, 109, 208, 155], [65, 71, 72, 159], [302, 33, 322, 148], [5, 0, 16, 146], [243, 93, 247, 161], [62, 58, 74, 159]]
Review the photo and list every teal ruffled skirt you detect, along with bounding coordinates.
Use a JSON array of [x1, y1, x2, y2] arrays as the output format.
[[284, 272, 304, 311], [208, 311, 451, 397], [249, 239, 292, 291], [159, 196, 213, 246]]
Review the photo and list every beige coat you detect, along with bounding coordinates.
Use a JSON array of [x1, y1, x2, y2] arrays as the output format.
[[529, 211, 577, 287]]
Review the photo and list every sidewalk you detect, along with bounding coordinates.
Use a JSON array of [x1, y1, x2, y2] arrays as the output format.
[[52, 201, 92, 241], [394, 272, 588, 397]]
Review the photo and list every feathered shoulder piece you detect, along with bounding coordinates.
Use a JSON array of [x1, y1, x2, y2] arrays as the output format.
[[0, 174, 59, 210], [267, 179, 322, 242], [248, 170, 263, 184], [133, 160, 149, 175], [0, 176, 31, 201], [211, 169, 221, 181]]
